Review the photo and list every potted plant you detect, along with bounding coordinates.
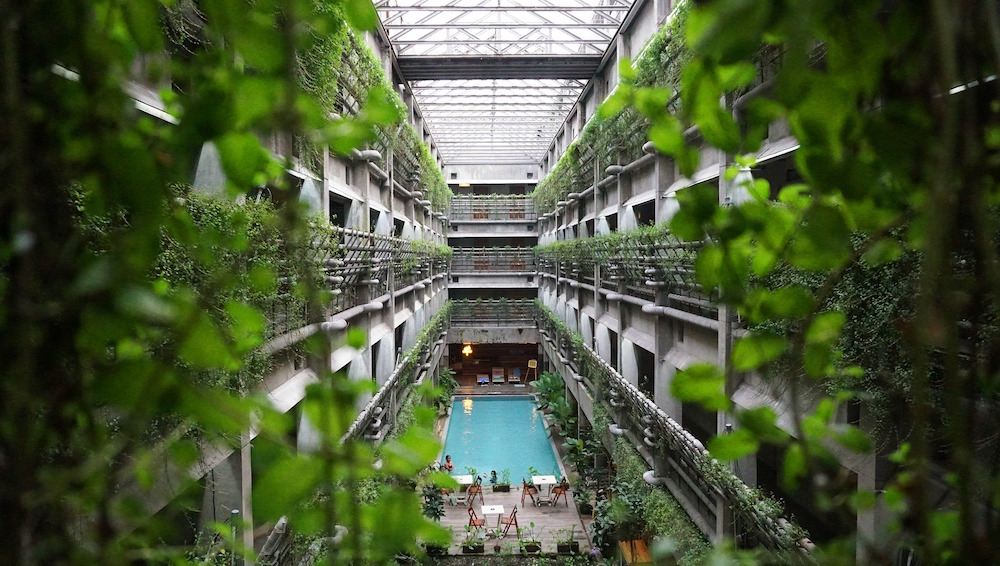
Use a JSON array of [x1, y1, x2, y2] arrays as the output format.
[[555, 527, 580, 554], [422, 526, 451, 557], [461, 526, 485, 554], [493, 468, 511, 492], [574, 488, 594, 516], [490, 529, 503, 553], [421, 485, 445, 521], [518, 522, 544, 554]]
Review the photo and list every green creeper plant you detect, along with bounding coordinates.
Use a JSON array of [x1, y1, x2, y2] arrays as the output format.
[[1, 0, 444, 563], [609, 0, 1000, 562]]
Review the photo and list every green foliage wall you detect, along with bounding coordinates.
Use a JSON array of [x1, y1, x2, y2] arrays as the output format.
[[296, 16, 452, 212], [531, 3, 691, 214]]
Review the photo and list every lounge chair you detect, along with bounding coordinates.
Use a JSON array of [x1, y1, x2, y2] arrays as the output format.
[[499, 505, 518, 537], [477, 374, 489, 386], [491, 367, 505, 384], [467, 506, 486, 530], [508, 368, 522, 384], [521, 477, 538, 506]]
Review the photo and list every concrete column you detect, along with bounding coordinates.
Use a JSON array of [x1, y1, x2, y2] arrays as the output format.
[[201, 433, 253, 562]]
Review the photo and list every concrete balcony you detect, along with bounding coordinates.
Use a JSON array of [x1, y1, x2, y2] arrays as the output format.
[[448, 196, 537, 237], [450, 247, 537, 289]]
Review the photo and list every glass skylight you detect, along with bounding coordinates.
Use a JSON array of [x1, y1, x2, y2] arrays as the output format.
[[376, 0, 633, 164]]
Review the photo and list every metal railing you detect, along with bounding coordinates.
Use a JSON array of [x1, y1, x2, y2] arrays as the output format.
[[535, 227, 713, 315], [450, 247, 535, 273], [449, 196, 536, 222], [314, 226, 448, 314], [450, 298, 536, 327], [535, 304, 805, 555]]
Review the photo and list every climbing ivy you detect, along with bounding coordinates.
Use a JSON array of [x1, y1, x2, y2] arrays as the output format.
[[531, 3, 691, 214]]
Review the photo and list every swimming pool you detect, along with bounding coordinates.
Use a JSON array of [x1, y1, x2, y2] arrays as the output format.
[[441, 396, 561, 482]]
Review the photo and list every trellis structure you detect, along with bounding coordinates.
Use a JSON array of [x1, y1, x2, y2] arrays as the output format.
[[450, 298, 536, 327], [449, 195, 536, 222], [450, 247, 535, 273], [535, 225, 709, 311], [315, 226, 450, 314]]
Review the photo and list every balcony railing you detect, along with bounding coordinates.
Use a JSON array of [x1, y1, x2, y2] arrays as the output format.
[[450, 299, 536, 328], [315, 226, 449, 314], [342, 303, 451, 444], [450, 247, 535, 273], [535, 302, 804, 555], [449, 196, 536, 222], [536, 226, 712, 315]]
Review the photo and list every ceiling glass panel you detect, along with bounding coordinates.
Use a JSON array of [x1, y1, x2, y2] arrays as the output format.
[[376, 0, 633, 164]]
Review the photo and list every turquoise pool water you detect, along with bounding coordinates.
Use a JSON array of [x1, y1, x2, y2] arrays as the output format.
[[442, 396, 560, 482]]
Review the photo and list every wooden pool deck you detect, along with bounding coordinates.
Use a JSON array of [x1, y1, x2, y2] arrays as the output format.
[[439, 484, 593, 555]]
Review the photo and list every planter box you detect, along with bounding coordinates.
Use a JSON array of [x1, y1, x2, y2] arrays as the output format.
[[557, 542, 580, 554], [577, 502, 593, 515], [462, 543, 485, 554], [521, 542, 542, 554], [493, 484, 510, 492], [424, 545, 447, 557]]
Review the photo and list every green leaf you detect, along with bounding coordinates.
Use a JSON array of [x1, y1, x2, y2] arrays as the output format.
[[179, 313, 238, 370], [670, 180, 719, 241], [743, 286, 815, 321], [226, 300, 265, 352], [635, 87, 672, 117], [115, 285, 177, 324], [850, 490, 878, 511], [790, 204, 852, 270], [598, 88, 630, 119], [362, 86, 404, 124], [782, 443, 807, 490], [687, 0, 774, 64], [707, 428, 759, 461], [670, 363, 730, 411], [831, 424, 872, 453], [619, 58, 637, 82], [732, 332, 787, 371], [736, 406, 789, 444], [253, 456, 321, 522], [862, 238, 903, 266], [345, 0, 379, 30], [122, 0, 163, 52], [325, 117, 374, 155], [231, 22, 285, 72], [807, 311, 846, 344], [233, 76, 282, 128], [216, 132, 270, 188]]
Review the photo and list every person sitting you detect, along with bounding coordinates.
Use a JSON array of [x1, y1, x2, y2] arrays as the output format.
[[489, 470, 498, 484], [443, 454, 454, 471]]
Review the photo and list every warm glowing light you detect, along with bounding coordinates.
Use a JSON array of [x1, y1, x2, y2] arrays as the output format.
[[462, 343, 473, 356], [462, 398, 473, 414]]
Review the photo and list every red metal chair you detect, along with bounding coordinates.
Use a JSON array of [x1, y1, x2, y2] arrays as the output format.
[[521, 477, 538, 506], [469, 475, 485, 503], [551, 478, 570, 507], [499, 505, 518, 537], [467, 506, 485, 530]]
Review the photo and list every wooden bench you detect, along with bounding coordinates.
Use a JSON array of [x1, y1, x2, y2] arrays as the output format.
[[619, 540, 652, 565]]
